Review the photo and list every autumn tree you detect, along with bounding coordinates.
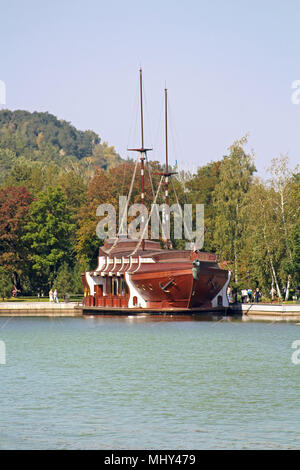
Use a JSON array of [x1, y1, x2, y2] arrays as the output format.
[[76, 160, 162, 268], [0, 186, 33, 288]]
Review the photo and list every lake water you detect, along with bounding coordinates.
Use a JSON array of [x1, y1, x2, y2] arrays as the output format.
[[0, 316, 299, 449]]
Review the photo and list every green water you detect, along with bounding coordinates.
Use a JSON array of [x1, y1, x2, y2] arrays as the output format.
[[0, 316, 299, 449]]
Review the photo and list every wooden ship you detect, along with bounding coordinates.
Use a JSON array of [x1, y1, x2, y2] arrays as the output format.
[[81, 70, 230, 315]]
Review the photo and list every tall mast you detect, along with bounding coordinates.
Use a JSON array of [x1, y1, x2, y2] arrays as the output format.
[[128, 68, 152, 250], [161, 87, 177, 249], [140, 68, 145, 250], [165, 87, 168, 175], [164, 87, 170, 249], [140, 68, 144, 149]]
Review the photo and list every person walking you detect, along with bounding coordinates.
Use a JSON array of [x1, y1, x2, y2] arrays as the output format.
[[241, 289, 247, 303], [248, 288, 252, 303], [54, 289, 59, 303], [49, 289, 53, 302], [227, 286, 232, 303]]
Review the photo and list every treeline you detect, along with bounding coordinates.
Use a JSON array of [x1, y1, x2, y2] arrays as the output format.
[[0, 111, 299, 300]]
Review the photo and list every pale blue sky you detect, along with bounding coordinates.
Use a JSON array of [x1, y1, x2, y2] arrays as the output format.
[[1, 0, 300, 174]]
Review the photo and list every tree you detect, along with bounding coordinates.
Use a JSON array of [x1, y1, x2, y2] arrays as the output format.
[[291, 215, 300, 285], [23, 187, 76, 289], [187, 160, 222, 251], [76, 160, 162, 267], [0, 186, 33, 288], [53, 262, 84, 298], [213, 136, 256, 282], [89, 141, 122, 170], [0, 148, 16, 184], [53, 262, 74, 298], [267, 155, 300, 298], [0, 267, 12, 300], [242, 180, 284, 297]]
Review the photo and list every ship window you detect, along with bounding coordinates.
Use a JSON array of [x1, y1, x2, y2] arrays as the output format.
[[113, 278, 118, 296]]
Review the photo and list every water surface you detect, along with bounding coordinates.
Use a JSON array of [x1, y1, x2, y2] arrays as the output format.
[[0, 316, 299, 449]]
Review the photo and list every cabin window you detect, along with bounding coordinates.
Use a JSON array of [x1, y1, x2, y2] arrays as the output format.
[[133, 296, 138, 307], [96, 285, 103, 296], [113, 278, 118, 296], [108, 277, 112, 295]]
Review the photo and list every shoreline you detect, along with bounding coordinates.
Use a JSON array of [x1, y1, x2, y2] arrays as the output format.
[[0, 301, 300, 320], [0, 302, 81, 316]]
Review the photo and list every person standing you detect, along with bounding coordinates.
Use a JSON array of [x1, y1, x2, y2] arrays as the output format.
[[255, 288, 260, 303], [49, 289, 53, 302], [227, 286, 232, 303], [241, 289, 247, 303], [248, 288, 252, 303], [54, 289, 59, 303]]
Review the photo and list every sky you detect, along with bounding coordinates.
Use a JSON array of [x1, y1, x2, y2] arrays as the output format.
[[1, 0, 300, 175]]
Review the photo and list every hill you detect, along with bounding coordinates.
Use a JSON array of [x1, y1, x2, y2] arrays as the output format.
[[0, 109, 123, 181]]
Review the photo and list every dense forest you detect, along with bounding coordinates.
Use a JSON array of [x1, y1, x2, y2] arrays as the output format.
[[0, 110, 299, 300]]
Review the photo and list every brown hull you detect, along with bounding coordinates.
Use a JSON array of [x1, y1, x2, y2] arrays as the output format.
[[130, 263, 228, 309], [81, 237, 229, 311]]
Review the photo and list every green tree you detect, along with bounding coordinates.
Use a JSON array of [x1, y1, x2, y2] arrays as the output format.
[[213, 136, 256, 282], [242, 180, 284, 297], [23, 187, 76, 289], [187, 161, 221, 251], [90, 141, 122, 170], [0, 148, 17, 184], [267, 155, 300, 298], [53, 261, 84, 298], [0, 267, 12, 300], [291, 215, 300, 285], [53, 262, 73, 299]]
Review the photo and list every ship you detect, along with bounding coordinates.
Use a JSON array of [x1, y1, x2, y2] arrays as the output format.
[[81, 70, 230, 315]]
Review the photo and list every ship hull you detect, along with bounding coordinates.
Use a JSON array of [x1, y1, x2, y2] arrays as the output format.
[[81, 238, 230, 312], [130, 264, 228, 309]]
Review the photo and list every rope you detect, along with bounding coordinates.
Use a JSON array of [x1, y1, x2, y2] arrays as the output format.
[[170, 177, 194, 245], [145, 154, 163, 235], [106, 155, 140, 254], [130, 176, 164, 256]]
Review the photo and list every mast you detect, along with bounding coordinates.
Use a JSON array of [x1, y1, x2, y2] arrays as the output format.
[[140, 68, 145, 250], [128, 68, 152, 250], [164, 87, 170, 249], [162, 87, 177, 249]]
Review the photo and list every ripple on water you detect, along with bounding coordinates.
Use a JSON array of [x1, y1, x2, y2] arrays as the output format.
[[0, 317, 299, 449]]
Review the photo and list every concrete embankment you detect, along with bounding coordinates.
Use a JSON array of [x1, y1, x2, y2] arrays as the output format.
[[232, 303, 300, 321], [1, 302, 300, 320], [0, 302, 82, 316]]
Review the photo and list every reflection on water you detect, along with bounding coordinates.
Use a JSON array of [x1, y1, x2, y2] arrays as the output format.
[[0, 316, 299, 449]]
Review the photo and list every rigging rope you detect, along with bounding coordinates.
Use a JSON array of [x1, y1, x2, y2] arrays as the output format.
[[145, 153, 163, 235], [130, 175, 164, 256], [106, 155, 140, 254], [170, 177, 193, 245]]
